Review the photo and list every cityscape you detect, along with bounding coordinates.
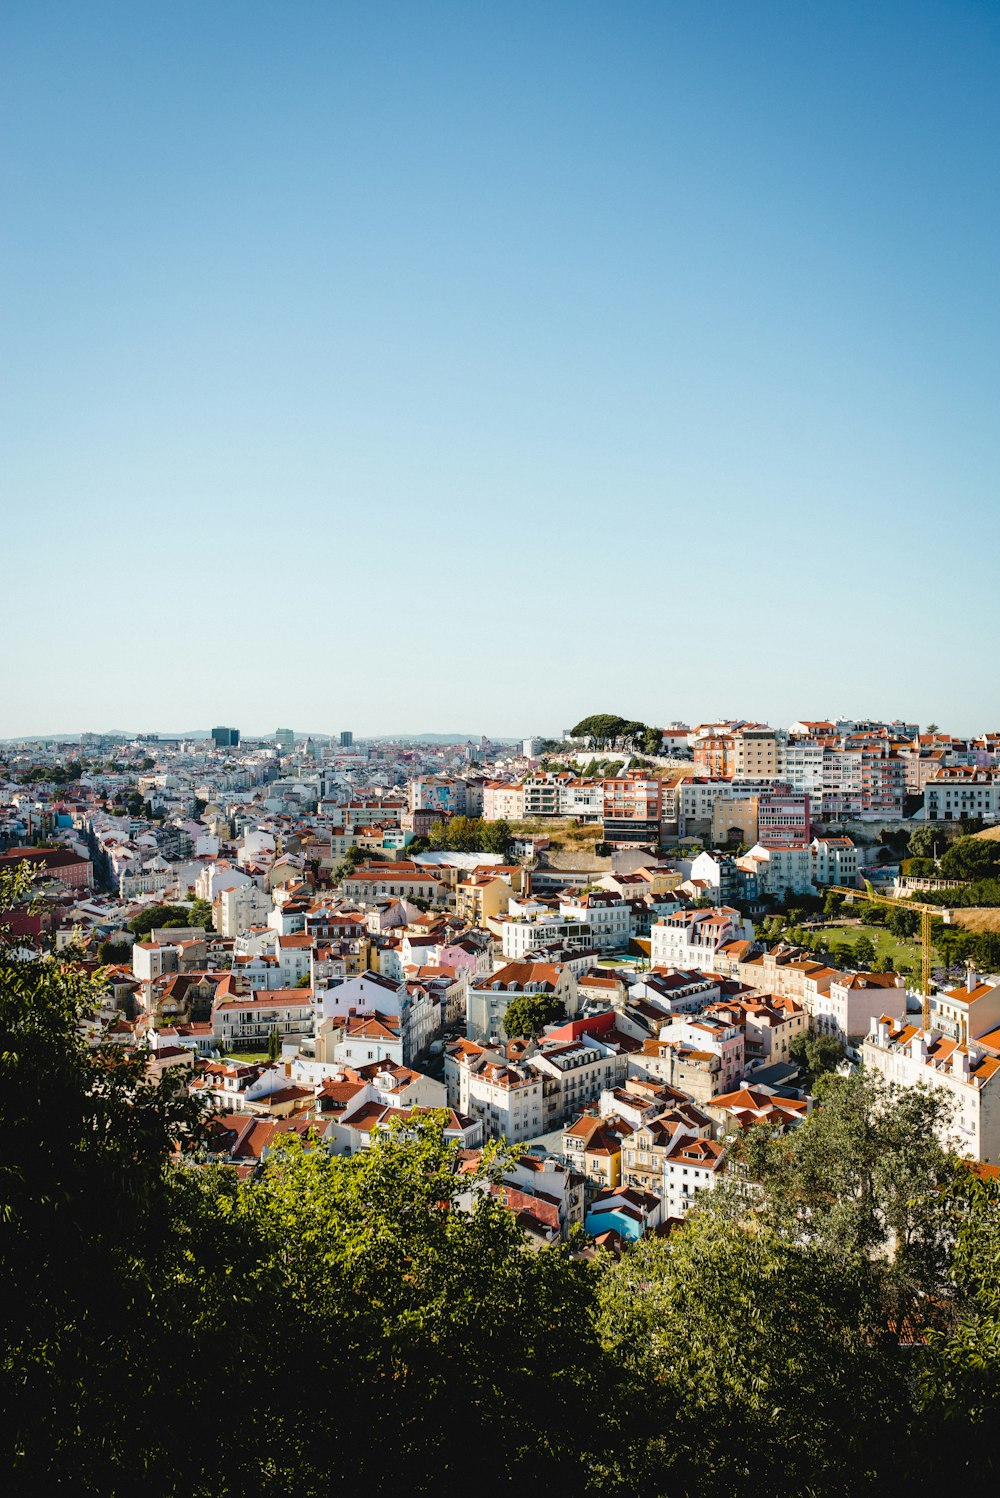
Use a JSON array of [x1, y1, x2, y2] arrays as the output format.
[[4, 1, 1000, 1493]]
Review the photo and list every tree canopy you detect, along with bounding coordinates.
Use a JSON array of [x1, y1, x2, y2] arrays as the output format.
[[3, 865, 1000, 1495], [501, 990, 564, 1040], [128, 903, 196, 936], [570, 714, 663, 754]]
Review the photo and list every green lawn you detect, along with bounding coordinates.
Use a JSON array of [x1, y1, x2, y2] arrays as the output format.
[[226, 1049, 271, 1063], [807, 923, 924, 974]]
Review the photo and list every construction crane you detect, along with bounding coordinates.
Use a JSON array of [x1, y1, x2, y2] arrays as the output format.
[[827, 883, 953, 1027]]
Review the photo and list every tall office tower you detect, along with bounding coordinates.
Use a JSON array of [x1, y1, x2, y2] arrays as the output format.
[[211, 726, 240, 747], [339, 730, 353, 747]]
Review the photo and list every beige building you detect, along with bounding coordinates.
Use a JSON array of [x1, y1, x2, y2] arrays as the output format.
[[733, 726, 781, 778], [734, 948, 843, 1008], [711, 794, 759, 847], [482, 782, 526, 821]]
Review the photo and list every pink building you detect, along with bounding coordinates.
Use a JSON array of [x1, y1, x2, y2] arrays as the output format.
[[757, 789, 810, 847]]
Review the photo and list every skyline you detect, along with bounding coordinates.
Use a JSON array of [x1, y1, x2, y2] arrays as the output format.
[[3, 1, 999, 736], [0, 706, 988, 746]]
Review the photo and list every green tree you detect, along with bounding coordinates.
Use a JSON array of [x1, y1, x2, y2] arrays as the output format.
[[0, 862, 207, 1491], [788, 1030, 845, 1080], [854, 935, 876, 968], [267, 1025, 281, 1061], [482, 817, 514, 856], [919, 1168, 1000, 1460], [332, 844, 366, 883], [501, 991, 564, 1039], [187, 897, 214, 930], [228, 1122, 612, 1492], [939, 837, 1000, 883], [97, 938, 131, 965], [721, 1069, 957, 1306], [598, 1212, 909, 1495], [887, 905, 919, 938], [128, 903, 194, 936]]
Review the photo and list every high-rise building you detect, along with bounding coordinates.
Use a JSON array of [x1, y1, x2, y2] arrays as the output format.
[[211, 726, 240, 748], [339, 730, 353, 747], [275, 728, 294, 747]]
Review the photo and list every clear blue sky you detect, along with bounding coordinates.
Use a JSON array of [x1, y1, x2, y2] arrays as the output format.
[[2, 1, 998, 738]]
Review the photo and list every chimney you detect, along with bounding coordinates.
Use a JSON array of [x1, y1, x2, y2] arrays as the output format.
[[966, 963, 978, 995], [953, 1048, 970, 1081]]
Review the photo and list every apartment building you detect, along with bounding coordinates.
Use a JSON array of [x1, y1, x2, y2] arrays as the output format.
[[455, 870, 515, 925], [529, 1037, 629, 1133], [602, 776, 662, 843], [862, 1016, 1000, 1161], [924, 767, 1000, 823], [740, 841, 816, 896], [482, 782, 526, 821], [661, 1014, 746, 1092], [757, 789, 810, 847], [341, 865, 448, 903], [810, 835, 859, 887], [812, 971, 907, 1045], [455, 1049, 546, 1142], [212, 988, 314, 1049], [560, 778, 605, 820], [649, 907, 754, 970], [213, 881, 273, 937], [407, 776, 464, 814], [704, 995, 807, 1066], [558, 890, 630, 951], [623, 1128, 726, 1220], [733, 726, 781, 777], [521, 773, 562, 817]]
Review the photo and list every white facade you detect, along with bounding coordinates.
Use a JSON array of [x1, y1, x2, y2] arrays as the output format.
[[809, 837, 859, 888], [458, 1055, 546, 1143], [558, 893, 630, 951], [862, 1018, 1000, 1162], [215, 881, 273, 937], [649, 907, 754, 970], [925, 770, 1000, 823], [744, 842, 815, 896], [212, 989, 314, 1048], [812, 972, 907, 1044]]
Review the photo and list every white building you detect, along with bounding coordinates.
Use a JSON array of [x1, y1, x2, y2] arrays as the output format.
[[558, 891, 630, 951], [214, 881, 273, 937], [862, 1015, 1000, 1162], [456, 1047, 546, 1143], [924, 768, 1000, 824], [812, 971, 907, 1045], [649, 907, 754, 970], [498, 907, 593, 960], [212, 988, 314, 1049], [809, 836, 859, 888], [742, 842, 815, 896]]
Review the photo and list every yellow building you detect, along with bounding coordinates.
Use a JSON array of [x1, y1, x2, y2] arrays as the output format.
[[562, 1114, 630, 1191], [711, 795, 759, 847]]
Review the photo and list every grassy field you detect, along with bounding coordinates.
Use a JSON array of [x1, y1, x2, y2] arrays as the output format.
[[807, 923, 924, 973], [226, 1049, 270, 1063]]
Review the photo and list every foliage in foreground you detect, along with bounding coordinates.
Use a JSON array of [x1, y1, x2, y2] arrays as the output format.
[[2, 864, 1000, 1496]]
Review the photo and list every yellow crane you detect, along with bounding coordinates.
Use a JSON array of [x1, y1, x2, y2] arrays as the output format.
[[827, 883, 953, 1027]]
